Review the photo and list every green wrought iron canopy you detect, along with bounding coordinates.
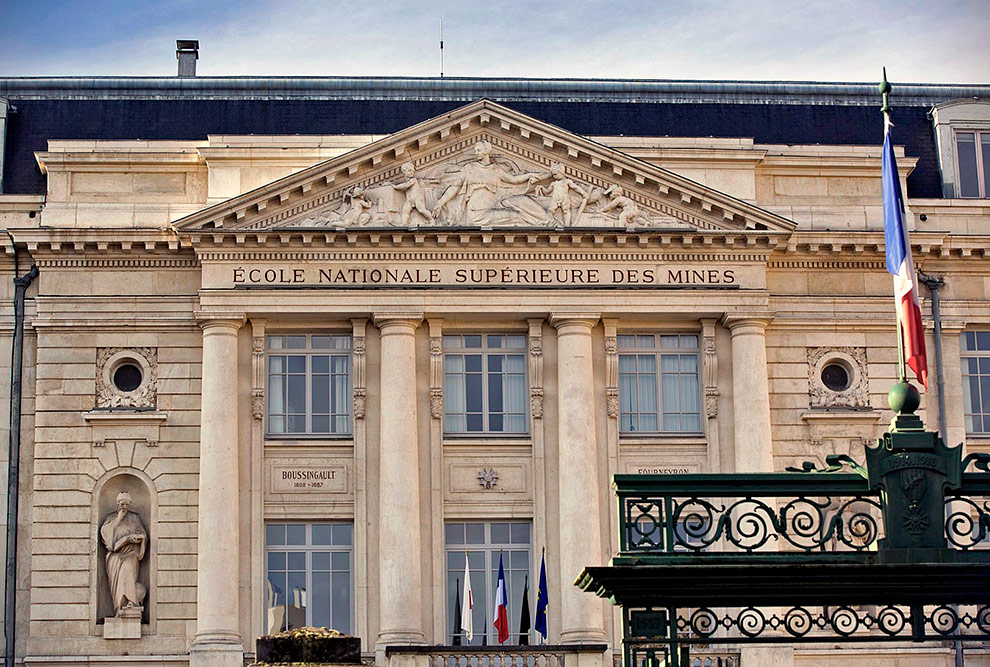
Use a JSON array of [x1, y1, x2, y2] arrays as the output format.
[[576, 383, 990, 656]]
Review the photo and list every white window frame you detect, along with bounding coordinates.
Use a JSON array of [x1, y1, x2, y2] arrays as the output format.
[[443, 334, 529, 435], [954, 129, 990, 198], [617, 333, 703, 435], [266, 333, 352, 437], [264, 522, 354, 635], [962, 331, 990, 435], [444, 521, 532, 646]]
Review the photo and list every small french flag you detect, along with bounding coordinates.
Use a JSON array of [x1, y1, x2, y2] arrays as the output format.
[[882, 117, 927, 388], [493, 554, 509, 644]]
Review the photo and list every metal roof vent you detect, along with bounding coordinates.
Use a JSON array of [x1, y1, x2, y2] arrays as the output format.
[[176, 40, 199, 77]]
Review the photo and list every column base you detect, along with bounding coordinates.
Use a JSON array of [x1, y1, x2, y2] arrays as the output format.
[[376, 630, 427, 649], [189, 634, 244, 667], [558, 628, 608, 644]]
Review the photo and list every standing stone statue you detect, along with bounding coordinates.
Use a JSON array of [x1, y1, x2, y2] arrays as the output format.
[[100, 491, 148, 615]]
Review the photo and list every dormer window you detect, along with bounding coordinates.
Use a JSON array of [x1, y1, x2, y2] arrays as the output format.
[[956, 130, 990, 198], [931, 98, 990, 199]]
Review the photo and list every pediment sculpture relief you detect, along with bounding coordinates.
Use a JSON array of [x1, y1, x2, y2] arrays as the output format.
[[290, 141, 675, 230]]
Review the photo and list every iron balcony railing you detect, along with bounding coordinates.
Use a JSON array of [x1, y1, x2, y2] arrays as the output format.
[[616, 459, 990, 556]]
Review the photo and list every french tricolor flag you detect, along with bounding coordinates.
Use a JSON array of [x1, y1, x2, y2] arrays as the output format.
[[492, 554, 509, 644], [882, 118, 927, 388]]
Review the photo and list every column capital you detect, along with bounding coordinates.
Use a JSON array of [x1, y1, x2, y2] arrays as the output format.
[[721, 312, 773, 333], [373, 312, 424, 334], [195, 311, 245, 332], [549, 313, 600, 332]]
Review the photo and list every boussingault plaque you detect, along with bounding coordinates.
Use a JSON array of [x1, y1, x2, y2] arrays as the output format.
[[270, 464, 347, 493]]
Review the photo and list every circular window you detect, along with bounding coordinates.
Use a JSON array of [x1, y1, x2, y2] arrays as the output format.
[[112, 363, 143, 392], [821, 362, 851, 392]]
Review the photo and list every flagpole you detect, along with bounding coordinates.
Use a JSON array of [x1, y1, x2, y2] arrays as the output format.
[[880, 68, 908, 384]]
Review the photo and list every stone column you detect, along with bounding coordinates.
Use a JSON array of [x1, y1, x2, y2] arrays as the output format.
[[190, 315, 244, 667], [723, 315, 774, 472], [550, 314, 606, 643], [374, 314, 426, 647]]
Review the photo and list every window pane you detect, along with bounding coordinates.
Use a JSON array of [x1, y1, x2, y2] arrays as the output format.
[[287, 551, 306, 570], [268, 551, 286, 570], [286, 525, 306, 545], [268, 336, 285, 350], [465, 374, 484, 412], [312, 378, 330, 414], [312, 525, 332, 545], [266, 524, 286, 546], [463, 335, 483, 348], [488, 335, 504, 348], [312, 551, 331, 571], [311, 335, 332, 349], [510, 523, 530, 544], [977, 332, 990, 351], [332, 524, 353, 546], [507, 335, 527, 349], [286, 570, 306, 629], [285, 335, 306, 349], [332, 571, 351, 634], [982, 133, 990, 197], [311, 569, 330, 627], [957, 132, 980, 197], [491, 522, 510, 544], [465, 523, 485, 544], [446, 523, 464, 545], [617, 335, 637, 349]]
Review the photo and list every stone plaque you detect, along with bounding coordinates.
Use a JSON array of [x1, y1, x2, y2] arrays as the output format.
[[625, 463, 700, 475], [270, 464, 347, 493]]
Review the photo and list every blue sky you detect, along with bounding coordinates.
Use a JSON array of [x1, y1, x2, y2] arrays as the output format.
[[1, 0, 987, 82]]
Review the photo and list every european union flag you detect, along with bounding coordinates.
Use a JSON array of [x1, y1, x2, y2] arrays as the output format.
[[534, 550, 548, 642]]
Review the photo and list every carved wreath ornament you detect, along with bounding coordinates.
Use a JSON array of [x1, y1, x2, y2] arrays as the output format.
[[478, 468, 499, 489], [96, 348, 157, 409], [289, 140, 674, 230]]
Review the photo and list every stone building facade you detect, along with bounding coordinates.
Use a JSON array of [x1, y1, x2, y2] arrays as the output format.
[[0, 77, 988, 666]]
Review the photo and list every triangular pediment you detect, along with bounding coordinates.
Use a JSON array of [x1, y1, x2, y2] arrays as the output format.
[[173, 100, 795, 234]]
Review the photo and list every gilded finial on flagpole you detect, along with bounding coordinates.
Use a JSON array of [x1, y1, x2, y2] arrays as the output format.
[[879, 67, 892, 116]]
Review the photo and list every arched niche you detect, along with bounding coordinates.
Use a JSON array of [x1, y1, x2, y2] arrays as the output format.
[[90, 468, 158, 632]]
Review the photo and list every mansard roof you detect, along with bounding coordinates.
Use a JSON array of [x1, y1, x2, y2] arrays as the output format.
[[171, 99, 795, 235], [3, 77, 981, 197]]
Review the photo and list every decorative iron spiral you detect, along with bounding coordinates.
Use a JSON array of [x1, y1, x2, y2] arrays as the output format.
[[944, 497, 989, 549], [689, 607, 718, 638], [736, 607, 767, 638], [829, 606, 860, 637], [783, 606, 813, 637], [976, 605, 990, 634], [777, 498, 830, 550], [725, 499, 776, 551], [876, 606, 908, 636], [671, 498, 722, 551], [835, 498, 882, 550], [929, 605, 960, 636]]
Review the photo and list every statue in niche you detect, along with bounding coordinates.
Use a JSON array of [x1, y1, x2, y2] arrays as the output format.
[[391, 162, 432, 225], [432, 140, 549, 225], [535, 162, 590, 227], [100, 491, 148, 615], [600, 185, 641, 226]]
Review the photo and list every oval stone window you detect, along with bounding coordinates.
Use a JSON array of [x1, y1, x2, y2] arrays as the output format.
[[112, 363, 143, 393], [820, 362, 851, 392]]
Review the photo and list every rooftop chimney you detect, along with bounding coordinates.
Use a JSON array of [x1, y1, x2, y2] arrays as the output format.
[[176, 40, 199, 77]]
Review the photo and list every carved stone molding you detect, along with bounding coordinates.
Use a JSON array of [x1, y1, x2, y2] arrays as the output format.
[[528, 319, 544, 420], [352, 319, 368, 420], [96, 347, 158, 410], [604, 319, 619, 419], [251, 334, 265, 421], [429, 320, 444, 420], [702, 320, 719, 418], [807, 346, 870, 409]]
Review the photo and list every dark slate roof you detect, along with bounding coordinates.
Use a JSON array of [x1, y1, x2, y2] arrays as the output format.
[[3, 77, 984, 198]]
